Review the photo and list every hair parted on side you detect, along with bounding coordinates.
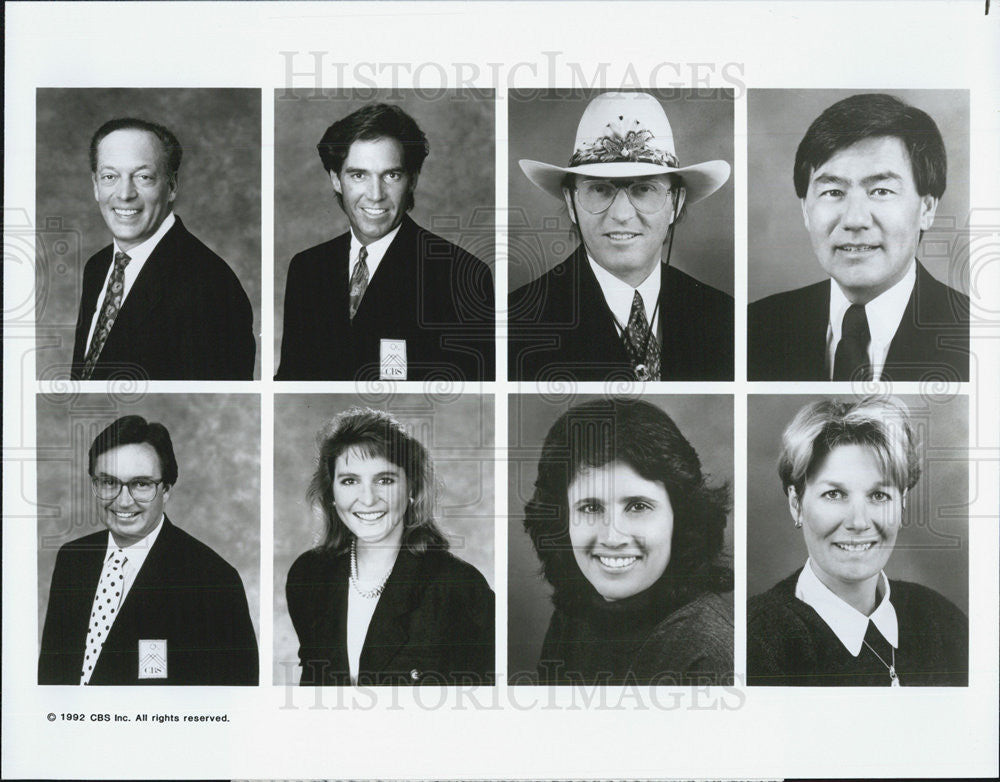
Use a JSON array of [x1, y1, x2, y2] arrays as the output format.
[[88, 415, 178, 487], [793, 93, 947, 200], [523, 398, 731, 610], [89, 118, 183, 184], [778, 396, 921, 498], [308, 407, 447, 555]]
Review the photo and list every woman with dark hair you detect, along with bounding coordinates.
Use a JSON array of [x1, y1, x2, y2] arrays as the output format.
[[747, 396, 968, 686], [286, 408, 494, 686], [524, 398, 733, 685]]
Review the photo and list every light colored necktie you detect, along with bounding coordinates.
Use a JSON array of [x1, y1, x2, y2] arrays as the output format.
[[625, 290, 661, 381], [80, 548, 127, 685], [82, 250, 131, 379], [349, 245, 369, 319]]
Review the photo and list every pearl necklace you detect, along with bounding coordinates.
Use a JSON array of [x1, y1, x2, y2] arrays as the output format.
[[349, 538, 394, 599]]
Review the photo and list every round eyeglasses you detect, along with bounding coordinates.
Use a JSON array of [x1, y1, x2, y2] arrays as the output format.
[[574, 179, 675, 215], [91, 475, 165, 502]]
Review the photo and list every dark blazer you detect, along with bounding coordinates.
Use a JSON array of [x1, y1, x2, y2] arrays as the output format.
[[508, 246, 734, 381], [276, 216, 495, 381], [748, 262, 970, 381], [39, 517, 258, 685], [70, 217, 255, 380], [286, 546, 495, 686]]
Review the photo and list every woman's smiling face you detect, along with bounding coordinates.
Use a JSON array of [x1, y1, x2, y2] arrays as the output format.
[[567, 460, 674, 601], [333, 448, 409, 549]]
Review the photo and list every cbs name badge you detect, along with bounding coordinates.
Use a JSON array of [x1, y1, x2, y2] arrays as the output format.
[[138, 639, 168, 679], [380, 339, 407, 380]]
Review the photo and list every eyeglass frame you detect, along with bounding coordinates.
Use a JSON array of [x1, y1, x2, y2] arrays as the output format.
[[570, 177, 680, 215], [90, 474, 168, 502]]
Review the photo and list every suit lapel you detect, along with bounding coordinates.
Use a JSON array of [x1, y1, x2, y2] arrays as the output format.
[[360, 548, 421, 677], [72, 249, 114, 366], [354, 217, 415, 325], [571, 250, 632, 366], [793, 279, 830, 379], [67, 533, 113, 673]]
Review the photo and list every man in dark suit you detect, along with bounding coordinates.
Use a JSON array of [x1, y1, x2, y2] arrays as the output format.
[[71, 118, 254, 380], [276, 103, 494, 381], [509, 92, 734, 382], [748, 94, 969, 382], [39, 416, 258, 685]]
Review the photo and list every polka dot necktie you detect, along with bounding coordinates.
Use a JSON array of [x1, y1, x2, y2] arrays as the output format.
[[81, 250, 131, 380], [349, 245, 369, 320], [80, 548, 127, 685]]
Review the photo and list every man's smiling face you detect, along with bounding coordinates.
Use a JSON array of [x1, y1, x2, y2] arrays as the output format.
[[330, 136, 415, 245], [801, 135, 938, 304], [92, 129, 177, 251]]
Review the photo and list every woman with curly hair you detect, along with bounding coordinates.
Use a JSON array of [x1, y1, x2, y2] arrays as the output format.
[[286, 407, 494, 686], [523, 398, 733, 685]]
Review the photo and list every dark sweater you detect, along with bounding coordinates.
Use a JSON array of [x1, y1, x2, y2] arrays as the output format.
[[538, 589, 734, 686], [747, 570, 968, 686]]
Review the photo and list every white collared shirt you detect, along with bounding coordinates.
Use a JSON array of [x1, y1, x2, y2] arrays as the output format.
[[587, 255, 662, 337], [348, 223, 403, 286], [795, 557, 899, 656], [826, 260, 916, 381], [103, 514, 165, 605], [85, 212, 177, 354]]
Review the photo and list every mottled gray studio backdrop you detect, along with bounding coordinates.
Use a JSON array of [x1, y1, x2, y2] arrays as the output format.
[[36, 393, 261, 644], [508, 89, 735, 294], [272, 89, 496, 367], [748, 89, 970, 301], [747, 394, 968, 614], [273, 393, 495, 683], [34, 88, 263, 378], [507, 394, 734, 677]]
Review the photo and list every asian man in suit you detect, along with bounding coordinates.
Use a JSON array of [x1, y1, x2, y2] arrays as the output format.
[[38, 415, 258, 685], [275, 103, 495, 382], [748, 94, 970, 382], [71, 118, 255, 380]]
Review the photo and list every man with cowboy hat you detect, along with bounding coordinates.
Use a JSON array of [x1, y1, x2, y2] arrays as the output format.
[[509, 91, 733, 382]]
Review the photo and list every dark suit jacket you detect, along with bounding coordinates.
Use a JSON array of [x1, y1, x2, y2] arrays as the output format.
[[286, 546, 495, 686], [508, 247, 734, 381], [39, 517, 258, 685], [70, 217, 255, 380], [276, 216, 495, 381], [748, 262, 970, 381]]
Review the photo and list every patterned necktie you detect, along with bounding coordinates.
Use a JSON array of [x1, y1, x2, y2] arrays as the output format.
[[349, 245, 369, 319], [833, 303, 872, 381], [80, 548, 127, 685], [625, 290, 660, 381], [81, 250, 131, 380]]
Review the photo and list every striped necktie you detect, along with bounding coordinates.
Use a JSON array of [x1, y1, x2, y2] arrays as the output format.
[[349, 246, 369, 319]]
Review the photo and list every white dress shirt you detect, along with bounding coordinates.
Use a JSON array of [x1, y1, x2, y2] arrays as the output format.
[[85, 212, 177, 354], [795, 557, 899, 655], [348, 223, 402, 286], [103, 514, 165, 605], [587, 255, 662, 339], [826, 260, 916, 381]]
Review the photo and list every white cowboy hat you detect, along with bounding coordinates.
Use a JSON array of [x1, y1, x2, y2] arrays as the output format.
[[519, 92, 731, 205]]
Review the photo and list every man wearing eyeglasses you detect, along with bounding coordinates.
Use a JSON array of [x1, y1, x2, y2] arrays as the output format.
[[509, 92, 734, 381], [38, 415, 258, 685]]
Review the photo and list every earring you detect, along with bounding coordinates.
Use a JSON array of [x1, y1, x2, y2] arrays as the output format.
[[794, 519, 803, 529]]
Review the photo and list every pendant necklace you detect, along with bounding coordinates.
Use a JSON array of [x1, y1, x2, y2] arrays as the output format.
[[862, 639, 901, 687]]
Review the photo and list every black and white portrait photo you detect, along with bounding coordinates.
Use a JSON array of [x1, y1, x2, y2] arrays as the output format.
[[273, 90, 496, 382], [507, 89, 734, 382], [36, 394, 260, 686], [746, 394, 968, 686], [34, 88, 261, 381], [747, 90, 970, 382], [508, 395, 734, 685], [273, 394, 495, 686]]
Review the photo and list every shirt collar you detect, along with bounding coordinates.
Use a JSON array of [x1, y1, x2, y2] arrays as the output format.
[[349, 222, 403, 281], [795, 558, 898, 655], [104, 513, 165, 572], [829, 260, 916, 351], [586, 254, 661, 331], [112, 212, 175, 265]]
